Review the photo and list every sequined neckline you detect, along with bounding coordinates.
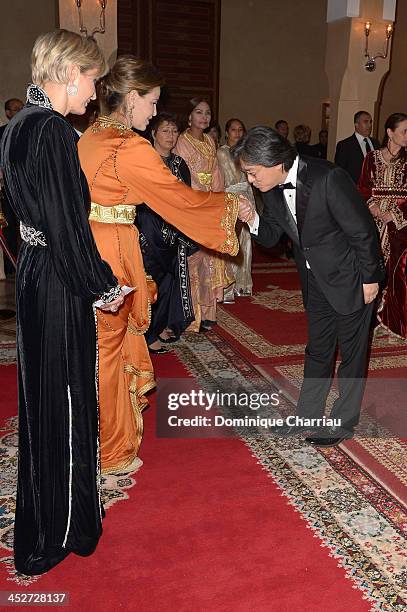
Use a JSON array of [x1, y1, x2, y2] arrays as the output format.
[[96, 115, 133, 132], [26, 84, 53, 110]]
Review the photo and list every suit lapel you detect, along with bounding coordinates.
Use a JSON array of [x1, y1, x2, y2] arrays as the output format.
[[352, 133, 365, 164], [271, 186, 299, 244], [295, 156, 312, 238]]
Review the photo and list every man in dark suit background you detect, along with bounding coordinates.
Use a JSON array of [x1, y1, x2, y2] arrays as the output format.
[[233, 127, 384, 447], [0, 98, 23, 274], [334, 110, 380, 183]]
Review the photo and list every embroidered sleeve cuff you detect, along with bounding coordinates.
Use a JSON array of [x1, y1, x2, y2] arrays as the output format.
[[219, 193, 239, 255], [98, 284, 122, 305], [391, 205, 407, 230]]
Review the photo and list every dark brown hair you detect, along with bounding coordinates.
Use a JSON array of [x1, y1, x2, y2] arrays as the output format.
[[225, 118, 246, 135], [382, 112, 407, 161], [98, 55, 164, 114]]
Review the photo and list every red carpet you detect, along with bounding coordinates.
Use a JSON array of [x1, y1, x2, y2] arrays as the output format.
[[0, 357, 372, 611], [0, 246, 405, 609]]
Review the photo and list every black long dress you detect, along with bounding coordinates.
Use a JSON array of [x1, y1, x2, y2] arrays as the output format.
[[0, 85, 119, 575], [137, 153, 198, 343]]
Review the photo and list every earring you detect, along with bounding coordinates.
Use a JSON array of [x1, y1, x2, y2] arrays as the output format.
[[67, 84, 78, 96], [126, 104, 134, 127]]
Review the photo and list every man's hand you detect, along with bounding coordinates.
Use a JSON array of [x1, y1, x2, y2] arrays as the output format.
[[238, 195, 255, 224], [363, 282, 379, 304]]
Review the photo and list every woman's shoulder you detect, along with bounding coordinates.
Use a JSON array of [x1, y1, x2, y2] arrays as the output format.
[[14, 106, 66, 129], [8, 107, 74, 145]]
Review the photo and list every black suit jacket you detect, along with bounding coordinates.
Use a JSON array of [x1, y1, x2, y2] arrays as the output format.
[[334, 133, 380, 183], [255, 156, 385, 315]]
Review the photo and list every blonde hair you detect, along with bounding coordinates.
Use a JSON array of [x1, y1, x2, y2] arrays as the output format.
[[293, 124, 311, 144], [31, 29, 106, 86], [99, 55, 164, 114]]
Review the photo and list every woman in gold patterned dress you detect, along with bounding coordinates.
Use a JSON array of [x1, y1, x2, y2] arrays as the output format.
[[174, 98, 235, 330], [359, 112, 407, 338], [78, 58, 249, 474], [217, 118, 254, 296]]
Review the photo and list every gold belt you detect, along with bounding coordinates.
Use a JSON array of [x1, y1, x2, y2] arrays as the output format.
[[89, 202, 137, 224], [196, 172, 213, 187]]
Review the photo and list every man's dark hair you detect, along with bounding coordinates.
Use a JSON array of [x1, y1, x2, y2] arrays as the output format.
[[275, 119, 288, 129], [354, 110, 370, 124], [5, 98, 22, 112], [230, 126, 296, 171]]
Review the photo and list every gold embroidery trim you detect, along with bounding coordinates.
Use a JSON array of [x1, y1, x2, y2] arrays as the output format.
[[101, 365, 155, 475], [89, 202, 137, 224], [184, 130, 216, 187], [219, 192, 239, 255], [93, 115, 133, 134]]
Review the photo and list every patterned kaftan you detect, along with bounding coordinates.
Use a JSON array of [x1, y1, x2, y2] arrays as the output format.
[[174, 130, 235, 326], [78, 117, 239, 474], [137, 153, 198, 343], [359, 149, 407, 338], [217, 144, 254, 295], [0, 86, 120, 575]]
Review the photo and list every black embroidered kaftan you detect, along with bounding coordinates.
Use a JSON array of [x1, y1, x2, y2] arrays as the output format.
[[0, 86, 118, 575]]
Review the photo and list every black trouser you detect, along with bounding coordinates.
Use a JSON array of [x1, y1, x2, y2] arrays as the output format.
[[297, 271, 374, 432]]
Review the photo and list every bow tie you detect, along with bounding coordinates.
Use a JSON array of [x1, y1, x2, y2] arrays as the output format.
[[277, 182, 295, 190]]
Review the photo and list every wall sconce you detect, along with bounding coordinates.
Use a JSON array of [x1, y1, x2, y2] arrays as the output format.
[[364, 21, 393, 72], [75, 0, 107, 38]]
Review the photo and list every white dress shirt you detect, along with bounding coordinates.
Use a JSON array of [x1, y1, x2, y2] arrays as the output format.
[[248, 156, 310, 268], [355, 131, 373, 157], [249, 156, 299, 234]]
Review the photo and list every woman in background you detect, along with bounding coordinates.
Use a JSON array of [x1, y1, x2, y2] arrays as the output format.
[[359, 112, 407, 338], [0, 30, 123, 576], [205, 121, 222, 148], [137, 112, 198, 352], [174, 97, 235, 328], [293, 124, 314, 156], [217, 118, 254, 296]]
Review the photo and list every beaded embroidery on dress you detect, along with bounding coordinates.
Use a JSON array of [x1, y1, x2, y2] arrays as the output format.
[[26, 84, 53, 110]]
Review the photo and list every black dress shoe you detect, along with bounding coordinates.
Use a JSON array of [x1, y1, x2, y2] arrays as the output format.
[[305, 426, 353, 447], [200, 320, 217, 331], [158, 335, 178, 344], [271, 423, 307, 437], [148, 346, 171, 354]]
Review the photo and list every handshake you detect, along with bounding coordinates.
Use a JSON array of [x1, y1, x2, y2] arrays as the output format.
[[238, 195, 256, 226]]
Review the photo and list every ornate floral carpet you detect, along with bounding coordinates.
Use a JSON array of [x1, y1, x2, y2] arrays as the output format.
[[179, 252, 405, 611], [0, 255, 406, 609], [173, 327, 406, 611], [0, 367, 142, 587]]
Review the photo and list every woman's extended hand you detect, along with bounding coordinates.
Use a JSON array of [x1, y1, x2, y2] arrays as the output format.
[[99, 291, 125, 312], [238, 195, 255, 224]]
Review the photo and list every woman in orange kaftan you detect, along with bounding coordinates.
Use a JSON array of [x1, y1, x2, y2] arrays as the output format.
[[78, 56, 248, 474]]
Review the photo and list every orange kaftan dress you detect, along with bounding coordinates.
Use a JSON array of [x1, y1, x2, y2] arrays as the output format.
[[78, 116, 239, 474]]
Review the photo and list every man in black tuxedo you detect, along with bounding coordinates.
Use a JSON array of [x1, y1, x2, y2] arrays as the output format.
[[334, 111, 380, 183], [233, 127, 384, 447]]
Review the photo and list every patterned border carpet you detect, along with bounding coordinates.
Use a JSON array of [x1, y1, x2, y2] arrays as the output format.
[[0, 411, 142, 586], [0, 256, 406, 608], [173, 329, 406, 611]]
